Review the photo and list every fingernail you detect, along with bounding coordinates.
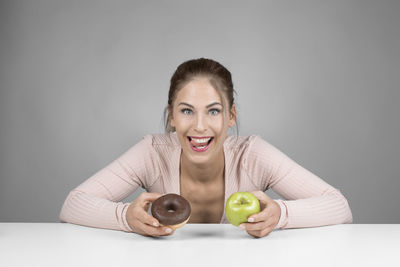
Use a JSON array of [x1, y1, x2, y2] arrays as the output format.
[[248, 217, 254, 222], [153, 222, 159, 227], [239, 224, 245, 230], [165, 228, 172, 233]]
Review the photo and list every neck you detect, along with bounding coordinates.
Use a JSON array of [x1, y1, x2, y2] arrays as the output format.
[[180, 148, 225, 184]]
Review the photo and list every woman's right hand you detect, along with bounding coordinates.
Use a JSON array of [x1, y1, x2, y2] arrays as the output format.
[[126, 192, 175, 237]]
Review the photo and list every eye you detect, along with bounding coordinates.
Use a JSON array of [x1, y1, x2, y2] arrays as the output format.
[[181, 108, 220, 116], [181, 108, 192, 115], [209, 109, 220, 116]]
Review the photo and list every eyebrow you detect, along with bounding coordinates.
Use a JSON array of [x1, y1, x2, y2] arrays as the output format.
[[178, 102, 222, 108]]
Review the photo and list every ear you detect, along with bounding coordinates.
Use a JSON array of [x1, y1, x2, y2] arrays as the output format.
[[228, 104, 237, 128]]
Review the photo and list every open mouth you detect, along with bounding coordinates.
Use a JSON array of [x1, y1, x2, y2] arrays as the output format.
[[187, 136, 214, 151]]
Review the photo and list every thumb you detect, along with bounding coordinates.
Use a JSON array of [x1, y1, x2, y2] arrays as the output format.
[[250, 191, 269, 210], [139, 192, 163, 210], [141, 192, 163, 201]]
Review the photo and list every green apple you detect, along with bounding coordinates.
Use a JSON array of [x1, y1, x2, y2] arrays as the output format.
[[225, 192, 260, 226]]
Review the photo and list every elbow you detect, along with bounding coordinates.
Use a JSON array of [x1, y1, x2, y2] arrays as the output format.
[[59, 190, 82, 223], [332, 189, 353, 224], [59, 203, 69, 223], [59, 192, 71, 223], [341, 203, 353, 224], [344, 201, 353, 224], [59, 212, 67, 223]]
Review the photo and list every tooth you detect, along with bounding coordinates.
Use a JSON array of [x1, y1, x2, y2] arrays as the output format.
[[192, 137, 211, 143]]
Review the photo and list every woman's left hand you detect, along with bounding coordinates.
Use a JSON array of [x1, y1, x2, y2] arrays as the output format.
[[239, 190, 281, 238]]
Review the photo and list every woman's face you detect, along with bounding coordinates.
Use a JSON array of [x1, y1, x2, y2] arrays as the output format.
[[170, 77, 236, 165]]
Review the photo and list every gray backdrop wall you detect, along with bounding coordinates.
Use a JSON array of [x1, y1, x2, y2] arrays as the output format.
[[1, 0, 399, 223]]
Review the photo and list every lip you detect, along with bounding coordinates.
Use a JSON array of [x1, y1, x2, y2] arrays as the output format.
[[188, 136, 213, 139], [187, 136, 214, 152]]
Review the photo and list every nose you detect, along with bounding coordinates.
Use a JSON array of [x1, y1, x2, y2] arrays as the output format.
[[194, 113, 207, 132]]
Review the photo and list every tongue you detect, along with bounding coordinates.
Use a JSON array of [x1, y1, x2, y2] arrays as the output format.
[[190, 139, 209, 147]]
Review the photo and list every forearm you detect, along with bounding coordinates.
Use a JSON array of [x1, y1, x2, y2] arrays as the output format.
[[273, 190, 353, 229], [59, 190, 133, 232]]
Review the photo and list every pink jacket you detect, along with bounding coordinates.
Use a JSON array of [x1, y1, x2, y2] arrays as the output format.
[[59, 132, 353, 232]]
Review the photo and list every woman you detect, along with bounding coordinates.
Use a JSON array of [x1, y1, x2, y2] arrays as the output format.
[[59, 58, 353, 238]]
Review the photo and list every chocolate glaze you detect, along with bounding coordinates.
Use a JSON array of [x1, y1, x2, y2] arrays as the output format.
[[151, 194, 191, 225]]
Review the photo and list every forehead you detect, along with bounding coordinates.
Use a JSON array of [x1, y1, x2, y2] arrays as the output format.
[[175, 77, 222, 104]]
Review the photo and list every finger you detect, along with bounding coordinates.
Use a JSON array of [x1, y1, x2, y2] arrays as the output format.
[[260, 225, 274, 237], [246, 228, 263, 238], [256, 202, 281, 225], [250, 191, 269, 210], [247, 225, 274, 238], [136, 221, 174, 237], [139, 192, 163, 204], [139, 192, 163, 211], [240, 221, 267, 231], [249, 197, 281, 222], [247, 207, 269, 223], [241, 215, 275, 231], [248, 212, 279, 229], [135, 207, 161, 227]]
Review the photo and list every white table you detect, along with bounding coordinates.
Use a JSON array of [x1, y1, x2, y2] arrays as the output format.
[[0, 223, 398, 267]]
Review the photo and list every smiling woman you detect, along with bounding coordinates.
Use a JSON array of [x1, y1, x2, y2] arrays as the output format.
[[59, 58, 353, 238], [163, 58, 238, 137]]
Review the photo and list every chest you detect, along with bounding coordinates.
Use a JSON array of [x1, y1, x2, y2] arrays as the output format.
[[180, 176, 225, 223]]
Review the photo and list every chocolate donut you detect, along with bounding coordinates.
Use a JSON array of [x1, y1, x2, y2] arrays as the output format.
[[151, 193, 191, 229]]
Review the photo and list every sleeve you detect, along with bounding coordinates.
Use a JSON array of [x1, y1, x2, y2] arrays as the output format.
[[244, 136, 353, 230], [59, 135, 160, 232]]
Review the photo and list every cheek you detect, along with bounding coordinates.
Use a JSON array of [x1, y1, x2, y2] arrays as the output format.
[[172, 114, 187, 126]]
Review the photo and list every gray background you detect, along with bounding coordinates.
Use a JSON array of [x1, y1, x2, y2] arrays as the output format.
[[1, 0, 399, 223]]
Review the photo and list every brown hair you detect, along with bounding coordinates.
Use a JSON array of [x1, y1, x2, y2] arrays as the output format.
[[163, 58, 239, 137]]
